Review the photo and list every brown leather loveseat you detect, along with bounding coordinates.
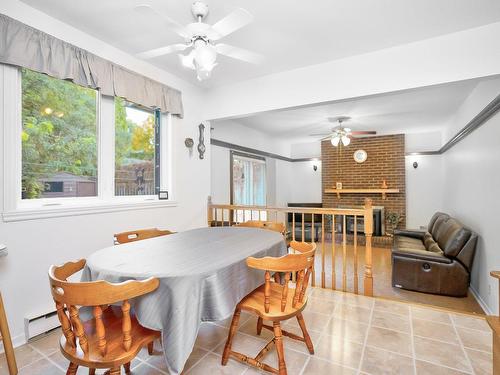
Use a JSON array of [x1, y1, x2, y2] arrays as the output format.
[[391, 212, 478, 297]]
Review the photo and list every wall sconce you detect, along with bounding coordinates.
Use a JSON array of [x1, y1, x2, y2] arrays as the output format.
[[413, 161, 418, 169], [312, 158, 320, 172]]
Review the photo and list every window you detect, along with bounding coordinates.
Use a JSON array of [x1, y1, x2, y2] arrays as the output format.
[[231, 153, 266, 206], [115, 98, 158, 196], [1, 64, 174, 221], [21, 68, 98, 199]]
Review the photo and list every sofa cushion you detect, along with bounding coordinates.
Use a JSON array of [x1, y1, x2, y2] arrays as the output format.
[[435, 219, 472, 257], [431, 215, 449, 238], [392, 247, 451, 263], [425, 238, 443, 253], [428, 212, 449, 233], [396, 236, 426, 251]]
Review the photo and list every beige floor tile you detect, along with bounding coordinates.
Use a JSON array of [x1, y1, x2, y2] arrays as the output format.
[[18, 358, 63, 375], [302, 357, 357, 374], [337, 293, 374, 309], [278, 324, 321, 354], [309, 288, 343, 302], [366, 326, 412, 356], [29, 330, 61, 356], [194, 323, 229, 351], [131, 363, 165, 375], [213, 312, 252, 329], [323, 317, 369, 344], [305, 296, 337, 315], [334, 304, 372, 323], [1, 344, 43, 370], [186, 353, 247, 375], [145, 351, 170, 372], [456, 326, 492, 352], [314, 333, 364, 368], [414, 336, 471, 373], [373, 299, 410, 317], [411, 306, 452, 325], [214, 332, 266, 357], [451, 314, 490, 332], [284, 310, 331, 333], [361, 345, 415, 375], [182, 347, 209, 373], [415, 360, 470, 375], [465, 348, 492, 375], [412, 318, 460, 344], [371, 310, 410, 333]]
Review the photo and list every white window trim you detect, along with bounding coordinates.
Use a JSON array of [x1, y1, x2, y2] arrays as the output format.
[[1, 65, 176, 222]]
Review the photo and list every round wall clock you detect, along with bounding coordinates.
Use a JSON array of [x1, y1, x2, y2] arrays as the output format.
[[353, 149, 367, 163]]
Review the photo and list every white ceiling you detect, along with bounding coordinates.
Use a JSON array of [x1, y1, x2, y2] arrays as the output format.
[[213, 79, 484, 142], [20, 0, 500, 87]]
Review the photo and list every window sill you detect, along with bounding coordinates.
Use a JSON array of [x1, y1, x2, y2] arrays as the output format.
[[2, 199, 178, 222]]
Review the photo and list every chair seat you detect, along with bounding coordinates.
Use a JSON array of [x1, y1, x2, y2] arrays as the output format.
[[239, 282, 307, 321], [59, 306, 160, 369]]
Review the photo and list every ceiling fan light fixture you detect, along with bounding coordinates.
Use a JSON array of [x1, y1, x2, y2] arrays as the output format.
[[331, 136, 341, 147], [341, 135, 351, 146], [179, 50, 196, 69]]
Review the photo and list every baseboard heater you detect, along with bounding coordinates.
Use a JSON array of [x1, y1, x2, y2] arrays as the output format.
[[24, 308, 60, 341]]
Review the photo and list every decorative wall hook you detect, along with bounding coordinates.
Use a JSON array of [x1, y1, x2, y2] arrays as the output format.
[[197, 123, 206, 159]]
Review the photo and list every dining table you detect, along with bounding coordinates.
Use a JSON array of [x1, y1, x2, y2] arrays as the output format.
[[81, 226, 287, 375]]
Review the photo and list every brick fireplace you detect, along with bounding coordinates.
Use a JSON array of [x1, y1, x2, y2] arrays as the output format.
[[322, 134, 406, 236]]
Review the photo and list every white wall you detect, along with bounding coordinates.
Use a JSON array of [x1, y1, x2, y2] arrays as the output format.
[[440, 79, 500, 314], [0, 0, 209, 346]]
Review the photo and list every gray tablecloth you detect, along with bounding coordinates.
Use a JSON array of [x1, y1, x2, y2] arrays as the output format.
[[82, 226, 286, 374]]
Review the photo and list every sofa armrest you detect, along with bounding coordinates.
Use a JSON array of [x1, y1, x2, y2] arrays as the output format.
[[393, 229, 426, 239]]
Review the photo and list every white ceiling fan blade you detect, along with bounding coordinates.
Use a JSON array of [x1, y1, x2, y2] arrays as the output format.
[[134, 4, 191, 39], [137, 44, 188, 59], [215, 43, 264, 64], [210, 8, 253, 39]]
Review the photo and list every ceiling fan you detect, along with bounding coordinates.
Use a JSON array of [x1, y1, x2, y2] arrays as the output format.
[[135, 2, 264, 81], [309, 116, 377, 147]]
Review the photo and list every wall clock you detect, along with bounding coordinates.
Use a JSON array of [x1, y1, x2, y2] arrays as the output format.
[[354, 149, 367, 163]]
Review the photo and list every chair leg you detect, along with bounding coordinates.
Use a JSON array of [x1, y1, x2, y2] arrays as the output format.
[[296, 312, 314, 354], [89, 369, 96, 375], [148, 341, 154, 355], [66, 363, 78, 375], [124, 361, 131, 373], [221, 308, 241, 366], [273, 322, 287, 375], [256, 317, 263, 335], [109, 368, 120, 375]]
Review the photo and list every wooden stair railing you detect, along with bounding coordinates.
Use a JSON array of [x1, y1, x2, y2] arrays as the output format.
[[487, 271, 500, 375], [0, 292, 18, 374]]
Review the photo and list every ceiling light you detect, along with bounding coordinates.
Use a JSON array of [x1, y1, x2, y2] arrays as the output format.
[[341, 136, 351, 146], [331, 136, 340, 147]]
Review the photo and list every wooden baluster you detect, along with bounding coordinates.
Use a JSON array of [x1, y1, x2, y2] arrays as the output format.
[[69, 305, 88, 353], [292, 212, 296, 241], [243, 209, 246, 223], [258, 210, 261, 221], [0, 293, 18, 375], [56, 302, 75, 348], [331, 215, 336, 290], [207, 201, 213, 227], [301, 213, 305, 242], [363, 198, 374, 296], [342, 215, 347, 292], [219, 209, 223, 226], [93, 306, 107, 356], [311, 214, 316, 287], [321, 214, 325, 288], [264, 271, 271, 313], [214, 209, 218, 227], [281, 273, 291, 312], [122, 300, 132, 351], [354, 216, 359, 294]]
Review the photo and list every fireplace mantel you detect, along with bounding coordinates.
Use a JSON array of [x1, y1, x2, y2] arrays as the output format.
[[324, 188, 400, 200]]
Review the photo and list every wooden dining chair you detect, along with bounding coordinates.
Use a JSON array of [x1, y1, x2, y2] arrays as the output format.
[[114, 228, 175, 245], [221, 241, 317, 375], [236, 220, 286, 236], [48, 259, 161, 375]]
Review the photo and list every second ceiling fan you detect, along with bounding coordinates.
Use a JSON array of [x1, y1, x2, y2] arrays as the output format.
[[135, 2, 264, 81], [310, 116, 377, 147]]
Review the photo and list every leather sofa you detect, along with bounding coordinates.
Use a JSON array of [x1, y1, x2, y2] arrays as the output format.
[[391, 212, 478, 297]]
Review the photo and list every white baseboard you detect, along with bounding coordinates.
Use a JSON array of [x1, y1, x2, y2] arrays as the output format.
[[469, 285, 493, 315], [0, 333, 27, 353]]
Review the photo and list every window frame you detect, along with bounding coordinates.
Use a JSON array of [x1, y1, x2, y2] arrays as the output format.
[[230, 151, 267, 206], [1, 65, 176, 222]]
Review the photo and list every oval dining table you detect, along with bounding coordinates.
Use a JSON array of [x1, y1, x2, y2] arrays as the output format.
[[82, 226, 287, 375]]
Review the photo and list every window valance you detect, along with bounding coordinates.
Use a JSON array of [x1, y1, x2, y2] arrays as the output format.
[[0, 14, 183, 117]]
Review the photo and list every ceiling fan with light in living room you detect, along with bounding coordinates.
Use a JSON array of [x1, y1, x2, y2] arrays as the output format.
[[309, 116, 377, 147], [134, 2, 264, 81]]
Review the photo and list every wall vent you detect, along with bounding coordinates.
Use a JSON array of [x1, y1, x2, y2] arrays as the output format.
[[24, 308, 60, 341]]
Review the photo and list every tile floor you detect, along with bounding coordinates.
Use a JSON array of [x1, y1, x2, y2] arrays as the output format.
[[1, 289, 492, 375]]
